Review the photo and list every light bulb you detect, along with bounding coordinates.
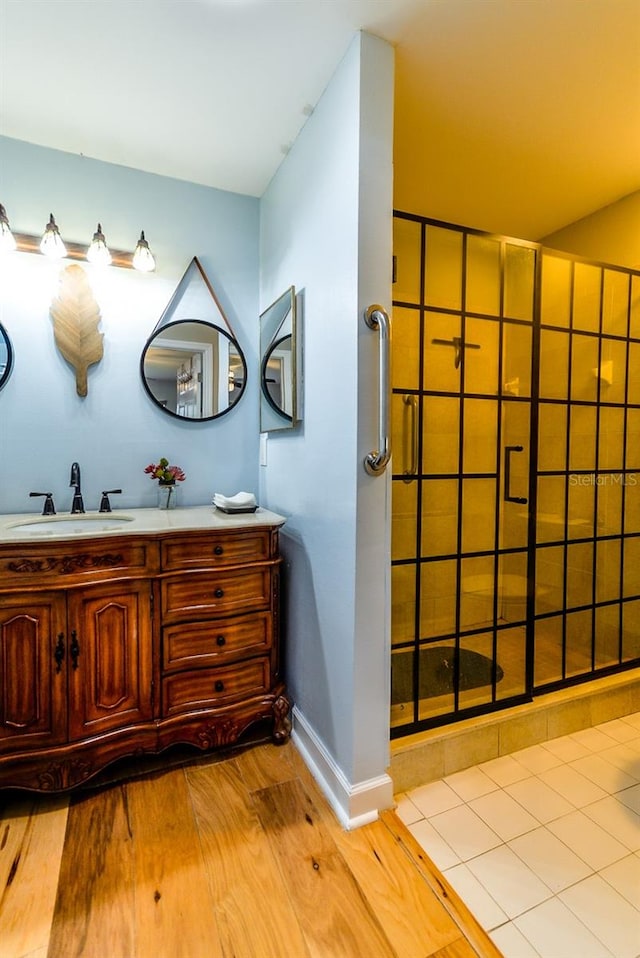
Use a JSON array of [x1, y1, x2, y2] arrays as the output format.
[[87, 223, 112, 266], [40, 213, 67, 260], [133, 230, 155, 272], [0, 204, 17, 253]]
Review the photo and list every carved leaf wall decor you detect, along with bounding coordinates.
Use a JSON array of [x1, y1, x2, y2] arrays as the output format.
[[50, 264, 104, 397]]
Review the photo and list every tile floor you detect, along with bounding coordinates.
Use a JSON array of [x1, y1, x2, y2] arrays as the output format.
[[395, 712, 640, 958]]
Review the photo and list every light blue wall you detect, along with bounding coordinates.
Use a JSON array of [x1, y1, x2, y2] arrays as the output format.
[[259, 33, 394, 820], [0, 34, 396, 824], [0, 137, 259, 513]]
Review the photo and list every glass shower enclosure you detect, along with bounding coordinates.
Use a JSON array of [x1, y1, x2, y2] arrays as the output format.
[[391, 213, 640, 736]]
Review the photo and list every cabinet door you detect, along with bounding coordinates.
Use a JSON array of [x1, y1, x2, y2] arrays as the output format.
[[67, 581, 153, 740], [0, 592, 67, 752]]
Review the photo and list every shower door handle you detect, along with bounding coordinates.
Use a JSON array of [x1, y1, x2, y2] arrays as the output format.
[[504, 445, 528, 504], [403, 394, 418, 482], [364, 304, 392, 476]]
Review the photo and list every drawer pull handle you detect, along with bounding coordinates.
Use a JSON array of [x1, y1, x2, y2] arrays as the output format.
[[214, 588, 224, 598], [216, 634, 226, 646], [215, 680, 224, 692], [214, 545, 224, 556]]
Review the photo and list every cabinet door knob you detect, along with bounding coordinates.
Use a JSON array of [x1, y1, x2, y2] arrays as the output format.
[[214, 680, 224, 692], [216, 634, 226, 646], [214, 588, 224, 598], [214, 545, 224, 556]]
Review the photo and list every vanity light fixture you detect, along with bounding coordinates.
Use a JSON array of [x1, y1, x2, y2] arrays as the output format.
[[40, 213, 67, 260], [0, 202, 156, 271], [132, 231, 156, 272], [86, 223, 112, 266], [0, 204, 17, 253]]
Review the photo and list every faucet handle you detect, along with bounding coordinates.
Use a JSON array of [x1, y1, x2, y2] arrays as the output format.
[[99, 489, 122, 513], [30, 492, 56, 516]]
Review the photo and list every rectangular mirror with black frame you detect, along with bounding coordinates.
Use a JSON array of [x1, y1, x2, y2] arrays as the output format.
[[260, 286, 300, 432]]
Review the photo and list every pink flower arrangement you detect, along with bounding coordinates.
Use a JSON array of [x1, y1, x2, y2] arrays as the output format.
[[144, 457, 186, 484]]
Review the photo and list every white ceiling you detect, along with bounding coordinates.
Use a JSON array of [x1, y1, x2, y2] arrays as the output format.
[[1, 0, 638, 241]]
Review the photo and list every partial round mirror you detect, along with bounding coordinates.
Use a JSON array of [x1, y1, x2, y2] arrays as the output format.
[[0, 322, 14, 392], [140, 319, 246, 421], [261, 334, 293, 422]]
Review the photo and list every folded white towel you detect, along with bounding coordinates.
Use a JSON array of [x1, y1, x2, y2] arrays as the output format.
[[212, 491, 257, 509]]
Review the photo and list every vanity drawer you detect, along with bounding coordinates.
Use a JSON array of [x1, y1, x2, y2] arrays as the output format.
[[163, 612, 272, 671], [161, 530, 273, 570], [162, 659, 269, 717], [161, 568, 272, 620]]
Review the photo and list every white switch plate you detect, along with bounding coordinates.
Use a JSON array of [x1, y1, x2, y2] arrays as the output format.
[[259, 433, 268, 466]]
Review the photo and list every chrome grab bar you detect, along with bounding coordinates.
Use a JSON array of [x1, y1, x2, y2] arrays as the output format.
[[364, 304, 391, 476], [403, 394, 418, 482]]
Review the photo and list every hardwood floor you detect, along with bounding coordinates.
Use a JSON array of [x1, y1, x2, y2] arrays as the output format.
[[0, 739, 502, 958]]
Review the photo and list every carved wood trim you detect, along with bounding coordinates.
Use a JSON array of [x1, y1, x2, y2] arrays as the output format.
[[8, 553, 124, 575], [37, 757, 95, 790], [273, 692, 292, 743], [196, 719, 242, 749]]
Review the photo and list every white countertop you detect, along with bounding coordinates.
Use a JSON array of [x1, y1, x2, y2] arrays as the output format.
[[0, 505, 286, 545]]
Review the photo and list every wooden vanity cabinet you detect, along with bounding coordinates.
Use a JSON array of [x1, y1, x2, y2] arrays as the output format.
[[0, 522, 290, 792]]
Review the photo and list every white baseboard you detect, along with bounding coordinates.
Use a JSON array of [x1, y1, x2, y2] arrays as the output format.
[[291, 705, 394, 830]]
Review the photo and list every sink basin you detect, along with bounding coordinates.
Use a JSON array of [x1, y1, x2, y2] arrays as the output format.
[[9, 514, 135, 535]]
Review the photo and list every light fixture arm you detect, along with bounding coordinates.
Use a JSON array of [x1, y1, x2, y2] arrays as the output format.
[[12, 230, 135, 268], [0, 202, 155, 271]]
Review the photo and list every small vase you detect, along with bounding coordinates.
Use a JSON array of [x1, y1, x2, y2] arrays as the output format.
[[158, 482, 178, 510]]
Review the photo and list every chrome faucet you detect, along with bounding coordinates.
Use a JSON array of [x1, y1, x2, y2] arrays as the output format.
[[69, 462, 85, 514]]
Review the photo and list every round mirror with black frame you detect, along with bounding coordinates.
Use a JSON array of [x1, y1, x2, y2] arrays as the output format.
[[0, 322, 14, 392], [140, 319, 246, 421]]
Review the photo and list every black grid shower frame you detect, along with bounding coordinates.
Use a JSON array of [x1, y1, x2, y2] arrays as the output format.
[[391, 213, 640, 737], [388, 219, 427, 728], [391, 212, 537, 735], [533, 248, 640, 694]]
